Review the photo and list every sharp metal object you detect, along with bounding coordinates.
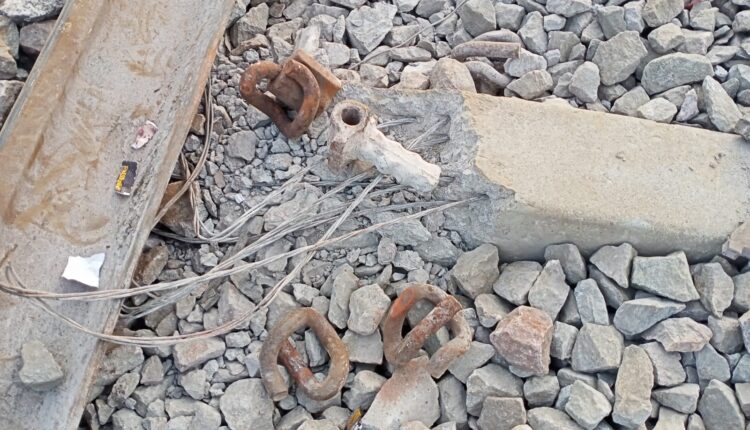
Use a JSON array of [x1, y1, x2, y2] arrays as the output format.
[[260, 308, 349, 401], [382, 283, 472, 378], [239, 50, 341, 138]]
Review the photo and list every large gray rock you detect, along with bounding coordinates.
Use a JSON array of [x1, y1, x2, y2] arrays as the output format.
[[0, 0, 63, 23], [18, 340, 64, 391], [230, 3, 269, 46], [173, 338, 225, 373], [451, 243, 499, 299], [571, 323, 624, 373], [328, 265, 359, 330], [495, 3, 526, 31], [0, 77, 21, 124], [342, 370, 386, 410], [569, 62, 601, 104], [494, 261, 542, 305], [643, 318, 712, 352], [695, 344, 730, 382], [707, 315, 743, 354], [448, 341, 495, 383], [220, 379, 274, 430], [348, 284, 390, 335], [574, 279, 608, 325], [527, 407, 585, 430], [505, 49, 548, 78], [592, 31, 647, 85], [703, 76, 742, 133], [613, 345, 654, 428], [693, 262, 734, 317], [430, 58, 476, 92], [642, 0, 683, 27], [438, 375, 468, 427], [528, 260, 571, 321], [506, 70, 554, 100], [637, 98, 677, 123], [18, 19, 53, 56], [346, 3, 397, 55], [697, 380, 746, 430], [631, 252, 700, 302], [611, 86, 650, 116], [613, 297, 686, 336], [647, 23, 684, 54], [457, 0, 496, 37], [477, 396, 527, 430], [565, 381, 611, 430], [361, 356, 439, 429], [524, 374, 561, 407], [653, 383, 699, 414], [466, 364, 524, 416], [546, 0, 593, 18], [550, 322, 578, 360], [642, 341, 686, 387], [544, 243, 587, 284], [518, 12, 547, 55], [641, 53, 714, 95]]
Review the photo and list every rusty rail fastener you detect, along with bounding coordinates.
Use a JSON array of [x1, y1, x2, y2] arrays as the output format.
[[383, 283, 472, 378], [260, 308, 349, 401], [239, 50, 342, 138]]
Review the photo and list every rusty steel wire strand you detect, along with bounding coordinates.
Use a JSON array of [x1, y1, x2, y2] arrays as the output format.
[[260, 308, 349, 401], [383, 283, 472, 378]]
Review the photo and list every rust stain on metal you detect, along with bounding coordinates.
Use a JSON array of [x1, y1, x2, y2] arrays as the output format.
[[260, 308, 349, 401], [383, 283, 472, 378], [239, 50, 341, 138]]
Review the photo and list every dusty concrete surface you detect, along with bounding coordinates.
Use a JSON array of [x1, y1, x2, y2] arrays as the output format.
[[339, 85, 750, 262], [0, 1, 233, 429]]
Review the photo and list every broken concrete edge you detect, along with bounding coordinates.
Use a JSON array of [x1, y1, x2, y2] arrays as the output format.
[[336, 84, 750, 263]]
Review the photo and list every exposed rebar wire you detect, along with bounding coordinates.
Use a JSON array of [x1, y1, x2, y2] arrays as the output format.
[[1, 197, 479, 346]]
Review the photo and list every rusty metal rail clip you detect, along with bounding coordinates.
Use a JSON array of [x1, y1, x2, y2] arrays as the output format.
[[239, 50, 342, 138], [383, 283, 472, 378], [260, 308, 349, 401]]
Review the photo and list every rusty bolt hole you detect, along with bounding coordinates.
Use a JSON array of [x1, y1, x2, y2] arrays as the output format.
[[341, 106, 364, 126]]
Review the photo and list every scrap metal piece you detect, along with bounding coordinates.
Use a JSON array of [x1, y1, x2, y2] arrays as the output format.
[[239, 50, 341, 138], [327, 100, 441, 193], [452, 41, 521, 60], [260, 308, 349, 401], [383, 283, 472, 378]]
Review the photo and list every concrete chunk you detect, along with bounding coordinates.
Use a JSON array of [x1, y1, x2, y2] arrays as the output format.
[[339, 85, 750, 261]]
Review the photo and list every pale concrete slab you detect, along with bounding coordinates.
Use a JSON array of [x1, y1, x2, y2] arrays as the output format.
[[337, 86, 750, 261]]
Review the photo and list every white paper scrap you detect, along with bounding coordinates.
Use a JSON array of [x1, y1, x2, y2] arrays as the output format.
[[62, 253, 106, 288]]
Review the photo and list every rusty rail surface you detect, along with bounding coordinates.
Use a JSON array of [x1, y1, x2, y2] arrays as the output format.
[[383, 283, 472, 378], [260, 308, 349, 401], [0, 1, 234, 428]]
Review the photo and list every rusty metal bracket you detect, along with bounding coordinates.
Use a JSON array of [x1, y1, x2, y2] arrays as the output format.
[[239, 50, 341, 138], [260, 308, 349, 401], [383, 283, 472, 378]]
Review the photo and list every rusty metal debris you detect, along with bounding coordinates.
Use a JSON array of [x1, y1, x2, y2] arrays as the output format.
[[260, 308, 349, 401], [383, 283, 472, 378], [327, 99, 441, 193], [239, 50, 341, 138], [452, 41, 521, 61]]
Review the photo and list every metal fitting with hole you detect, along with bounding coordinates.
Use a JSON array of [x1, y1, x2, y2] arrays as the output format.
[[239, 50, 341, 138], [327, 100, 441, 193], [260, 308, 349, 401], [382, 283, 472, 378]]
